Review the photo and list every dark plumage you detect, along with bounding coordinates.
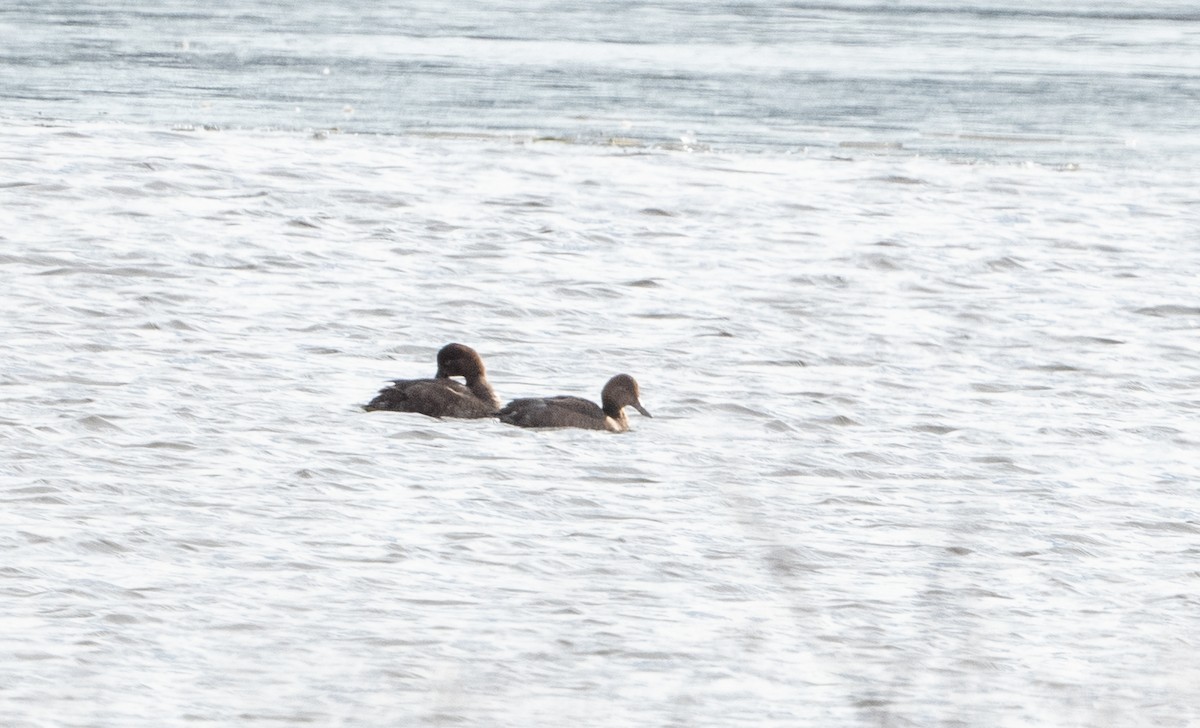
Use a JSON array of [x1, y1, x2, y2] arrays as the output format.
[[363, 343, 499, 418], [497, 374, 651, 432]]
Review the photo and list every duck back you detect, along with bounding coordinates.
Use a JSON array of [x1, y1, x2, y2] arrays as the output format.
[[364, 378, 497, 418], [497, 396, 609, 430]]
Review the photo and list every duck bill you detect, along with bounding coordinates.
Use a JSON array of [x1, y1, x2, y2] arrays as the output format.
[[634, 402, 652, 418]]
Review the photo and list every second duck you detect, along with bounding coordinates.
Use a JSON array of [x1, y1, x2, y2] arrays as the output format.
[[498, 374, 651, 433]]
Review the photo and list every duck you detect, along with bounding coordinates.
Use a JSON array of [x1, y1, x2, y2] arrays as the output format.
[[497, 374, 651, 432], [363, 343, 499, 418]]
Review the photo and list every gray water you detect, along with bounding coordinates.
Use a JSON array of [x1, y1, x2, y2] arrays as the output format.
[[2, 2, 1199, 727]]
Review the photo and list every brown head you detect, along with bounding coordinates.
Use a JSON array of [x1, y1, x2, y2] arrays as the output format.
[[600, 374, 651, 420], [435, 343, 487, 382]]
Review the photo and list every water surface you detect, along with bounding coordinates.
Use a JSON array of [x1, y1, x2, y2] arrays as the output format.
[[2, 2, 1199, 726]]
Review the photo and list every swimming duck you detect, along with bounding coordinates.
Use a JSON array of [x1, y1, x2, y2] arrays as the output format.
[[363, 343, 499, 418], [497, 374, 651, 432]]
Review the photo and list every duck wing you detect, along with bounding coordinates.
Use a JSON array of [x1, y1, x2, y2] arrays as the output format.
[[542, 396, 604, 418], [497, 395, 606, 429], [364, 378, 496, 418]]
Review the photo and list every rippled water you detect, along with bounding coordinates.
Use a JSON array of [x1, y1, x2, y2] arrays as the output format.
[[3, 2, 1200, 727]]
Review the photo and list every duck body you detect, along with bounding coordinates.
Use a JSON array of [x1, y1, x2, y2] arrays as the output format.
[[497, 395, 612, 430], [498, 374, 650, 433], [363, 343, 499, 418], [363, 377, 497, 418]]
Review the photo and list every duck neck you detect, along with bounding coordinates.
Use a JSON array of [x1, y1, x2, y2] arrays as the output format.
[[601, 398, 628, 422], [603, 408, 629, 433], [466, 375, 500, 409]]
